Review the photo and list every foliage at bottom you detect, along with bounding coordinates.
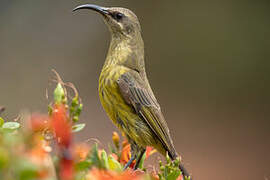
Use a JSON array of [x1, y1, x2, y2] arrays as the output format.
[[0, 73, 189, 180]]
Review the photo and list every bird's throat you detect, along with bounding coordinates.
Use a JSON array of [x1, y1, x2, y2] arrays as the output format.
[[104, 33, 145, 72]]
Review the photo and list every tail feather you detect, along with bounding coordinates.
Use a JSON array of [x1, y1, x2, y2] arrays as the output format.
[[179, 163, 191, 180], [169, 151, 191, 180]]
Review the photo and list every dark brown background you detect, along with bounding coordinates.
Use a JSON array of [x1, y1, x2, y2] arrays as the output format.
[[0, 0, 269, 179]]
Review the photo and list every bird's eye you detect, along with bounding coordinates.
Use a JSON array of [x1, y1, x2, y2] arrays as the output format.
[[114, 12, 124, 21]]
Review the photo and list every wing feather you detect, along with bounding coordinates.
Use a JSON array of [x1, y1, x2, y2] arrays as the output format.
[[117, 70, 177, 158]]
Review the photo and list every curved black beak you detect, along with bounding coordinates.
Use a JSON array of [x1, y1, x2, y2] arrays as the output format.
[[72, 4, 109, 15]]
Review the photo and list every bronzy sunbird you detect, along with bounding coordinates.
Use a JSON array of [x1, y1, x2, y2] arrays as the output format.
[[73, 4, 191, 179]]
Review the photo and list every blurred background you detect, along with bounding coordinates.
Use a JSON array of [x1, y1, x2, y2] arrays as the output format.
[[0, 0, 269, 179]]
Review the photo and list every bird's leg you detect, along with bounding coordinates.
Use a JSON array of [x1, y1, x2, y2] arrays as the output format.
[[123, 155, 136, 170], [134, 148, 146, 170]]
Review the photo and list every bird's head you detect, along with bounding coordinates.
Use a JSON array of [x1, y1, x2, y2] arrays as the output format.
[[73, 4, 141, 38]]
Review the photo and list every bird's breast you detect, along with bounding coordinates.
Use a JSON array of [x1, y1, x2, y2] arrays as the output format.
[[98, 65, 131, 124], [98, 66, 161, 149]]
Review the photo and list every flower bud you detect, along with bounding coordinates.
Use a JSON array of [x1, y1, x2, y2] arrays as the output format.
[[112, 132, 120, 150]]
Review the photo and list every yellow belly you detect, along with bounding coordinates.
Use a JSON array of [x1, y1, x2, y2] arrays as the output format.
[[98, 65, 130, 124], [98, 65, 165, 153], [99, 66, 150, 144]]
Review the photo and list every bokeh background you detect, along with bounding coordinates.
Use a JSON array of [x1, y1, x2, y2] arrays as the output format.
[[0, 0, 269, 179]]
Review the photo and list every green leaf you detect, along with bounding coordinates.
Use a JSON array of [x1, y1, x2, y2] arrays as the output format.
[[75, 161, 92, 171], [137, 151, 146, 169], [108, 155, 122, 171], [100, 150, 109, 169], [2, 122, 20, 131], [108, 144, 117, 155], [167, 169, 181, 180], [158, 155, 184, 180], [72, 123, 85, 133], [16, 159, 39, 180], [0, 117, 4, 127], [87, 144, 102, 169], [0, 147, 9, 169]]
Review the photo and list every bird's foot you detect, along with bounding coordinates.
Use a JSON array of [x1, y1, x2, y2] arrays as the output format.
[[123, 155, 135, 170]]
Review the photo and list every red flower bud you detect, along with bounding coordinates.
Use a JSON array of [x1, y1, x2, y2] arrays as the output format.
[[51, 104, 72, 148]]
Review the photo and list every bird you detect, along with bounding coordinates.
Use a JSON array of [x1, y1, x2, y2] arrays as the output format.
[[73, 4, 191, 179]]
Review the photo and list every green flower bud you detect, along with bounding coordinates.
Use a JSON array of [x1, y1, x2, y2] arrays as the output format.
[[54, 83, 65, 104]]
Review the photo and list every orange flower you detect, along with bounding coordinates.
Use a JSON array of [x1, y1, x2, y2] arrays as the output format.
[[86, 168, 143, 180], [120, 144, 135, 168], [28, 135, 50, 162], [122, 139, 129, 148], [50, 104, 74, 180], [25, 134, 54, 180], [145, 147, 156, 158], [59, 155, 74, 180], [111, 153, 118, 161], [177, 175, 184, 180], [73, 143, 90, 161], [50, 104, 72, 148], [30, 113, 50, 132], [120, 140, 156, 169], [150, 171, 159, 180]]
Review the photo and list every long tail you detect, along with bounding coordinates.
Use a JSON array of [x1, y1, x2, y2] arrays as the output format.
[[179, 163, 191, 180], [169, 152, 192, 180]]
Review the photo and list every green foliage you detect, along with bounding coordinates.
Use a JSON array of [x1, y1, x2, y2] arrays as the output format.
[[74, 143, 124, 176], [75, 161, 92, 172], [100, 150, 109, 169], [0, 125, 43, 180], [0, 117, 4, 127], [15, 159, 39, 180], [158, 154, 182, 180], [72, 123, 86, 133], [2, 122, 20, 132], [0, 147, 9, 169], [70, 96, 83, 123], [0, 117, 20, 133], [108, 155, 122, 172], [52, 81, 84, 131], [87, 144, 102, 169], [53, 83, 66, 105], [0, 73, 190, 180], [136, 151, 147, 170]]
